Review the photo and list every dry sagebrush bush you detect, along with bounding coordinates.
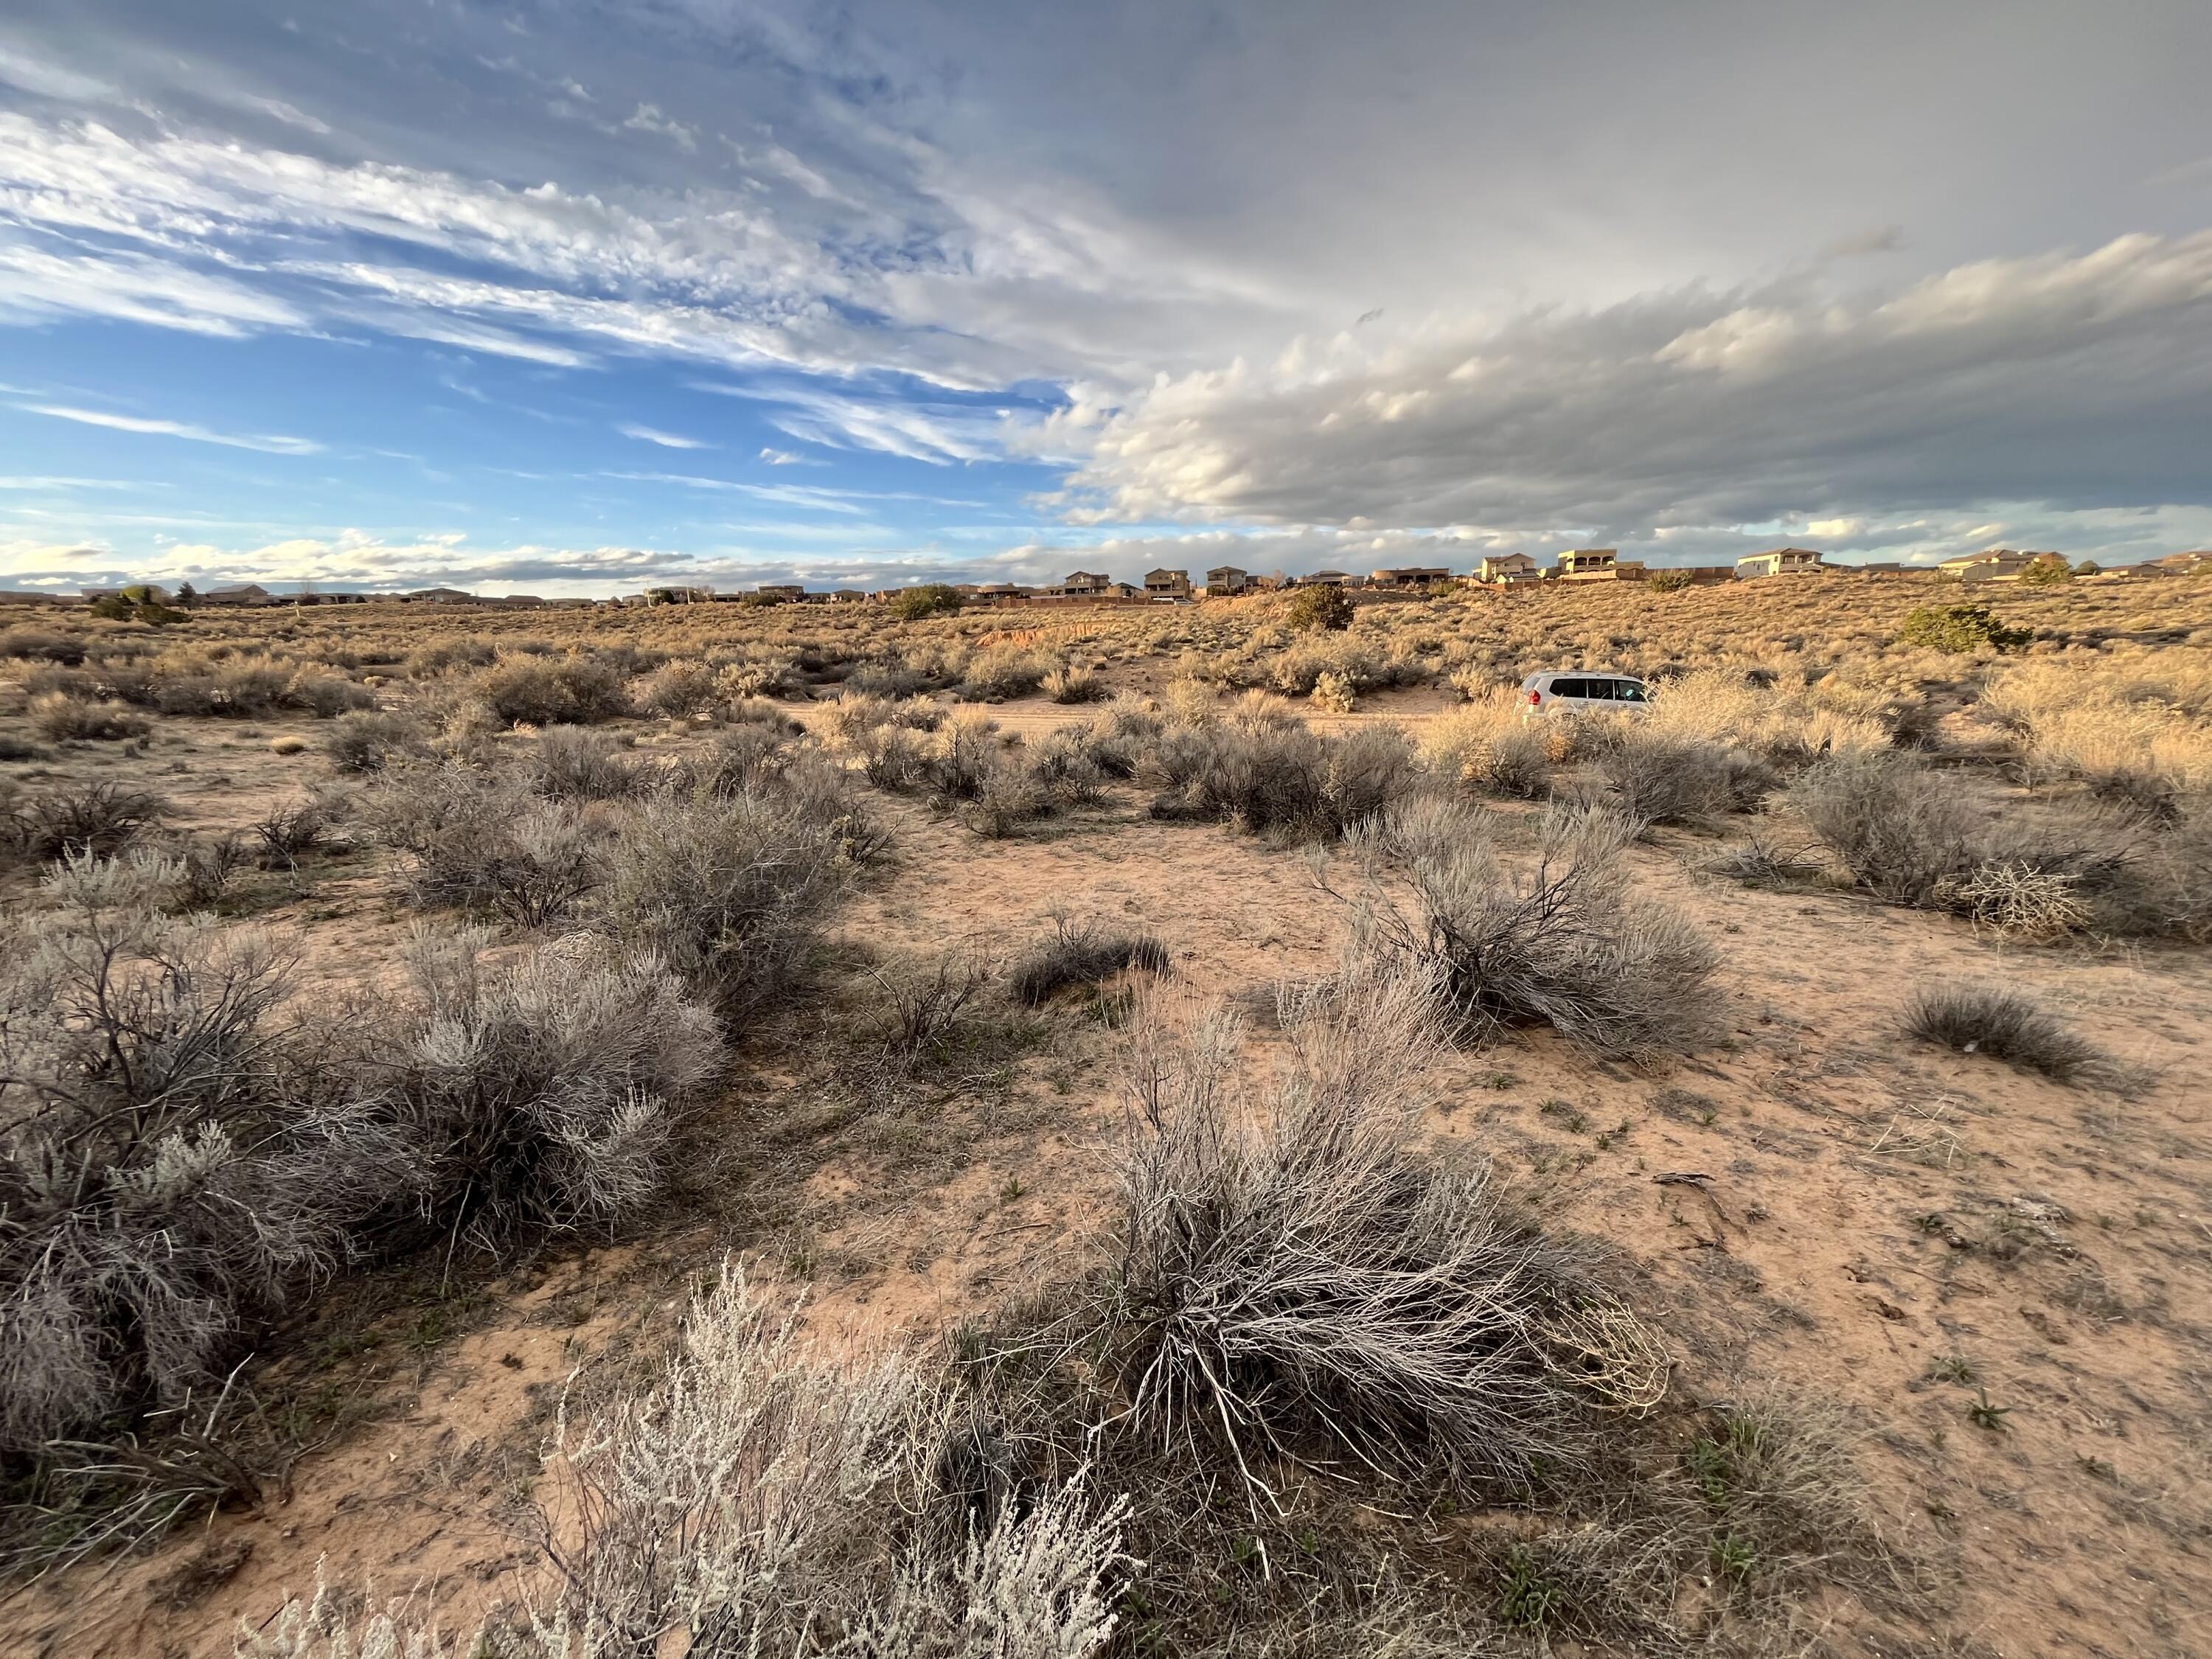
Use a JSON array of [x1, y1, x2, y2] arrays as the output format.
[[27, 692, 147, 742], [7, 780, 168, 861], [246, 1267, 1130, 1659], [1349, 796, 1722, 1060], [470, 652, 633, 726], [0, 856, 408, 1453], [1419, 698, 1550, 798], [1099, 973, 1666, 1492], [366, 763, 603, 926], [323, 708, 431, 774], [1596, 727, 1776, 829], [1788, 748, 2212, 939], [597, 790, 857, 1018], [528, 725, 658, 801], [1142, 717, 1418, 844], [392, 927, 722, 1238]]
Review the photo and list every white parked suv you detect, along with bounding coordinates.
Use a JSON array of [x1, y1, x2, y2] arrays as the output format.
[[1520, 670, 1652, 715]]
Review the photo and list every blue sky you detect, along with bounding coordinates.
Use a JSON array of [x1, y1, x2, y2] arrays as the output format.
[[4, 1, 2212, 595]]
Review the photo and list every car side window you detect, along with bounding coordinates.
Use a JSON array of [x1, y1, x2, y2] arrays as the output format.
[[1614, 681, 1647, 703], [1550, 678, 1584, 698], [1581, 678, 1613, 700]]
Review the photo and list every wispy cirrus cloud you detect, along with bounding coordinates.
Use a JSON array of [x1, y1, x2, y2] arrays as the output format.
[[618, 422, 712, 448], [16, 403, 324, 454]]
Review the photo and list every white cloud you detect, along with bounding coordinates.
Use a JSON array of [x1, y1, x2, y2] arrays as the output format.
[[619, 422, 713, 448], [0, 240, 307, 335], [1051, 232, 2212, 543], [17, 403, 324, 454], [759, 446, 813, 465]]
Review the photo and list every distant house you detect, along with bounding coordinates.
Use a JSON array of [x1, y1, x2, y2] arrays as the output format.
[[0, 589, 74, 605], [1298, 570, 1352, 588], [1478, 553, 1540, 585], [1938, 550, 2035, 582], [828, 589, 868, 603], [1144, 568, 1192, 599], [753, 584, 806, 602], [967, 582, 1032, 604], [201, 582, 274, 605], [1038, 570, 1113, 600], [1736, 548, 1826, 579], [1554, 549, 1621, 580], [2152, 551, 2212, 575], [1367, 566, 1453, 591], [1203, 566, 1250, 595], [403, 586, 478, 603]]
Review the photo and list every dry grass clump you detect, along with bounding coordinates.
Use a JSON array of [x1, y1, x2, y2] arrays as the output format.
[[957, 644, 1048, 701], [1096, 975, 1667, 1492], [246, 1267, 1130, 1659], [1007, 917, 1169, 1006], [1979, 653, 2212, 815], [1643, 667, 1896, 764], [1902, 982, 2110, 1082], [25, 650, 374, 723], [1350, 797, 1722, 1060], [1043, 663, 1105, 703], [1143, 719, 1418, 844]]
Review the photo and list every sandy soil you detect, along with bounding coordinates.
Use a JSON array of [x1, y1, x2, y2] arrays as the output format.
[[2, 696, 2208, 1658]]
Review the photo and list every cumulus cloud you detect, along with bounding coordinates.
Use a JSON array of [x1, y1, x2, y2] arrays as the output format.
[[1049, 232, 2212, 548], [16, 403, 323, 454]]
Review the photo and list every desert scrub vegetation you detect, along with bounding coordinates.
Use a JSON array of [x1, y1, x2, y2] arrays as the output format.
[[4, 780, 170, 863], [1787, 747, 2212, 941], [1977, 651, 2212, 814], [1142, 709, 1419, 843], [1595, 726, 1777, 829], [1901, 601, 2032, 655], [1096, 974, 1668, 1485], [466, 651, 634, 727], [1902, 982, 2111, 1082], [1007, 917, 1169, 1006], [1419, 697, 1551, 798], [1345, 796, 1723, 1060], [0, 853, 729, 1563], [268, 970, 1896, 1656], [246, 1265, 1130, 1659], [926, 978, 1893, 1651]]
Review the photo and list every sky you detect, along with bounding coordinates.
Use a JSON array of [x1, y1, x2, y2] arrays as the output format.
[[3, 1, 2211, 597]]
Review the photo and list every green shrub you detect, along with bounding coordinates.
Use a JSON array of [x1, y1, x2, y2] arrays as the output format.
[[1900, 603, 2031, 655], [1644, 569, 1693, 594], [2014, 554, 2073, 586], [1285, 585, 1354, 632], [888, 583, 964, 620]]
